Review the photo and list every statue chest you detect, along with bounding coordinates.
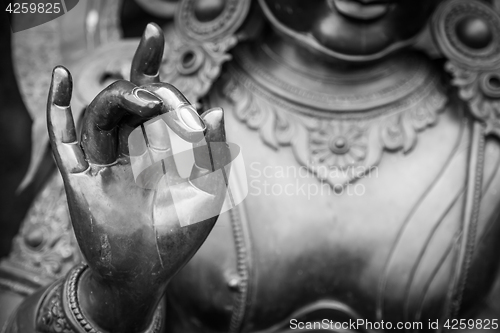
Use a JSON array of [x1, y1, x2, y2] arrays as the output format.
[[168, 95, 500, 332]]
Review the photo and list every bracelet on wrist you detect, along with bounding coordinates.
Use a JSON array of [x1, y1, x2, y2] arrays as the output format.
[[37, 264, 164, 333]]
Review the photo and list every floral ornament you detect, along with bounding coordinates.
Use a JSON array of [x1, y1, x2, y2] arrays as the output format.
[[160, 28, 237, 106], [221, 69, 446, 188], [446, 62, 500, 137], [309, 121, 368, 170]]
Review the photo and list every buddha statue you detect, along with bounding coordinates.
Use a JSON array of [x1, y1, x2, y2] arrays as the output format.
[[2, 0, 500, 332]]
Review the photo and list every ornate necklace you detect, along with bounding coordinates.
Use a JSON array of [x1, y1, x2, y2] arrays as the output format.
[[218, 45, 449, 188]]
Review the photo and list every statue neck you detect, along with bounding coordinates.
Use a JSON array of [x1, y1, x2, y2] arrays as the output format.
[[231, 30, 441, 114], [261, 31, 395, 77]]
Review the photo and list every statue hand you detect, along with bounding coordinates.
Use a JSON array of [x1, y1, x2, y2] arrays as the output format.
[[47, 23, 229, 332]]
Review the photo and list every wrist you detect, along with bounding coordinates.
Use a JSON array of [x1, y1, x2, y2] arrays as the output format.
[[76, 265, 165, 333], [36, 264, 165, 333]]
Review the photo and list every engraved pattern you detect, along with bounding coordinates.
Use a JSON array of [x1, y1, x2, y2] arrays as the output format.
[[221, 65, 448, 187], [37, 283, 75, 333], [446, 63, 500, 137], [228, 206, 250, 333], [443, 3, 500, 64], [34, 264, 164, 333], [65, 265, 102, 333], [448, 122, 486, 319], [310, 122, 368, 170], [64, 265, 163, 333]]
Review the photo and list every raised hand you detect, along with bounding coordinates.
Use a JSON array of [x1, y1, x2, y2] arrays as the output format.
[[47, 23, 230, 332]]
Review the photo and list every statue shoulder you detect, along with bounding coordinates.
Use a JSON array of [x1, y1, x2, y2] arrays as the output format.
[[431, 2, 500, 313], [433, 0, 500, 211]]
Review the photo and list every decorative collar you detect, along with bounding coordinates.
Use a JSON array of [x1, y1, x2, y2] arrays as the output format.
[[218, 45, 448, 187]]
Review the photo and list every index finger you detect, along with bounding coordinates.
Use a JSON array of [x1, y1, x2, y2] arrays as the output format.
[[47, 66, 88, 174], [130, 23, 165, 86]]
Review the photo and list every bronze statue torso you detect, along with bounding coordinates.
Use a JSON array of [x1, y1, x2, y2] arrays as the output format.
[[166, 37, 500, 332]]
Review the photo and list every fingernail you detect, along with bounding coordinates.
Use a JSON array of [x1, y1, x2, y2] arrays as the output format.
[[135, 88, 162, 104], [179, 105, 205, 131], [52, 66, 71, 107], [203, 108, 223, 128], [144, 23, 161, 40], [53, 66, 66, 84]]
